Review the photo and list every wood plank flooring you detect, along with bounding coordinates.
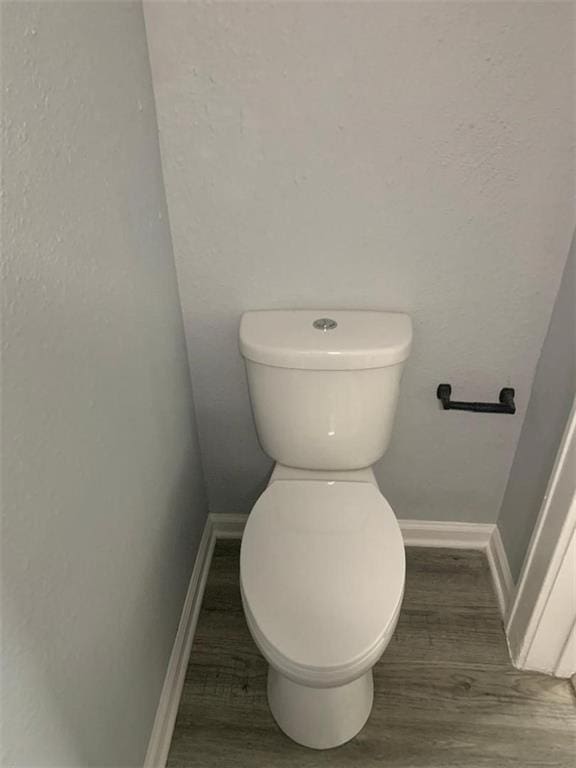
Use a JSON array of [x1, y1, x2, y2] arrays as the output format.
[[167, 542, 576, 767]]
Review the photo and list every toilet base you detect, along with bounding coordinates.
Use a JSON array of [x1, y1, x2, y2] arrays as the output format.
[[267, 666, 374, 750]]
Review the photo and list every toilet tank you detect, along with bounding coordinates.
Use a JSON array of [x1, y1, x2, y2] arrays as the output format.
[[239, 310, 412, 471]]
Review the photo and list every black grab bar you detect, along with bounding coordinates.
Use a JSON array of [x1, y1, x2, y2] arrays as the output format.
[[437, 384, 516, 415]]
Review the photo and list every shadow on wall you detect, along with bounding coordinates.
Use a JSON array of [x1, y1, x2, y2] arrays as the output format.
[[2, 446, 207, 767], [497, 232, 576, 583], [1, 591, 86, 765]]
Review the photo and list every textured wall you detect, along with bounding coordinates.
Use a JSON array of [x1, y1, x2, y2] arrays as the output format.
[[2, 2, 208, 765], [145, 0, 575, 520], [498, 235, 576, 582]]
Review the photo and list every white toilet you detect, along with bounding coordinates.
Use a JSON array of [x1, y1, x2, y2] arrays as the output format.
[[239, 310, 412, 750]]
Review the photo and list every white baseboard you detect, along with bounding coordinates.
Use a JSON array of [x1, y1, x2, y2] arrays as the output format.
[[208, 514, 496, 549], [486, 524, 515, 620], [143, 516, 216, 768], [399, 519, 493, 549], [399, 520, 514, 620], [210, 512, 249, 538], [145, 512, 514, 766]]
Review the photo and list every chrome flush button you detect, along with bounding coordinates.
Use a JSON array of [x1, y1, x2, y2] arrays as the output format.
[[313, 318, 338, 331]]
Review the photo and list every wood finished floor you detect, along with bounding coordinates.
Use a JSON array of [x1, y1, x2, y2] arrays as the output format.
[[167, 541, 576, 767]]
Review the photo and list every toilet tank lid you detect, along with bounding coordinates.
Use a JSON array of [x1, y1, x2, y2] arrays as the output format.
[[239, 310, 412, 370]]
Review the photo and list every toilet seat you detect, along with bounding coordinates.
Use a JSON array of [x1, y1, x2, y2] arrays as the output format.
[[240, 480, 405, 688]]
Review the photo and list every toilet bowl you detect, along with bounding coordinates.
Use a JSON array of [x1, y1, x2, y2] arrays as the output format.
[[240, 473, 405, 749], [239, 309, 412, 748]]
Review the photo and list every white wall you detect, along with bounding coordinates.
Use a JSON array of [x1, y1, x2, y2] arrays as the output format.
[[1, 2, 208, 765], [145, 0, 575, 520], [498, 234, 576, 582]]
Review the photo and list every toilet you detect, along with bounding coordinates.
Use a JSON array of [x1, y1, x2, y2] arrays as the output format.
[[238, 310, 412, 750]]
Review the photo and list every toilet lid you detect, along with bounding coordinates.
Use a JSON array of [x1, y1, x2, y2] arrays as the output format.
[[240, 480, 405, 677]]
